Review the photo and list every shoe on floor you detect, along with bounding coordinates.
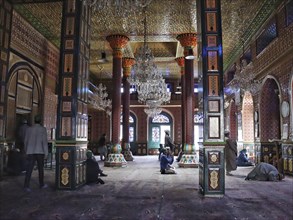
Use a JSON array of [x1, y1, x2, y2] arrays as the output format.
[[96, 178, 105, 184], [100, 173, 107, 177], [24, 187, 31, 193], [40, 184, 48, 189], [226, 172, 233, 176]]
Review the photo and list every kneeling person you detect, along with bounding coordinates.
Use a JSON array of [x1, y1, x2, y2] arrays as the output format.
[[245, 162, 284, 181], [160, 147, 176, 174], [86, 150, 107, 184]]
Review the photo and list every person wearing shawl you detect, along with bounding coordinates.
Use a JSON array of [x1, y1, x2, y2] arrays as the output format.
[[224, 130, 237, 176]]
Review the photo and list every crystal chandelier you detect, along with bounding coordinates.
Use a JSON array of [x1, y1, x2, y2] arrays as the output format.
[[226, 59, 261, 95], [128, 7, 171, 116], [81, 0, 153, 15], [88, 82, 112, 116]]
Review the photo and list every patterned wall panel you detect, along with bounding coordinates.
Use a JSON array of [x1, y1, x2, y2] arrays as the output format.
[[43, 87, 57, 141], [242, 92, 254, 142], [260, 79, 280, 141], [0, 0, 12, 137]]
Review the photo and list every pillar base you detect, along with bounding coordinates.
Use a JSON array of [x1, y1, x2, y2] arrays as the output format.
[[123, 150, 134, 161], [122, 143, 134, 161], [104, 153, 127, 167], [178, 154, 198, 168]]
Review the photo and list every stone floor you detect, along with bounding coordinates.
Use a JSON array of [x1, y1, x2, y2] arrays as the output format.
[[0, 156, 292, 220]]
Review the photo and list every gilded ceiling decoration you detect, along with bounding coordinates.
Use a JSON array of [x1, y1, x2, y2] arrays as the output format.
[[12, 0, 282, 79]]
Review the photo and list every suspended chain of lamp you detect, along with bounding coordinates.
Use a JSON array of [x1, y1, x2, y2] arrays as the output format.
[[88, 82, 112, 116], [128, 7, 171, 116]]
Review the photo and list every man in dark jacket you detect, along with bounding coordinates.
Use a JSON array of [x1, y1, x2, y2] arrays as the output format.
[[86, 150, 107, 184]]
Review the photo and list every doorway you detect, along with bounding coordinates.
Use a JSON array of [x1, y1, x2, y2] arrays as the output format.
[[148, 112, 173, 154]]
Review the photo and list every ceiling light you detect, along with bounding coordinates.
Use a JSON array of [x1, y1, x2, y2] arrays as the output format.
[[97, 51, 109, 63], [185, 48, 195, 60]]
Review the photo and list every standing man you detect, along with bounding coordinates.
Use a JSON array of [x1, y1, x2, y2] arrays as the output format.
[[224, 130, 237, 176], [18, 118, 30, 154], [98, 133, 107, 161], [164, 130, 175, 152], [23, 115, 48, 192]]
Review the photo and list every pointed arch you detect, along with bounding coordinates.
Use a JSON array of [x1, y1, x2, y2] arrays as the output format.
[[259, 77, 281, 141], [5, 62, 42, 140]]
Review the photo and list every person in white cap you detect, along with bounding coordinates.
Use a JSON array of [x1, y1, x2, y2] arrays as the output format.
[[224, 130, 237, 176]]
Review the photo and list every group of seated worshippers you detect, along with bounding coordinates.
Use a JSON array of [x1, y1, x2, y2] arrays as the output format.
[[160, 147, 176, 174], [86, 150, 107, 184]]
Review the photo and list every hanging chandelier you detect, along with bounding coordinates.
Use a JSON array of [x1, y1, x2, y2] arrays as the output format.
[[88, 82, 112, 116], [128, 7, 171, 115], [81, 0, 153, 15], [226, 59, 262, 95]]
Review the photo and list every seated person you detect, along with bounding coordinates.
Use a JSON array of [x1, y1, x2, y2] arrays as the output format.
[[160, 147, 176, 174], [237, 149, 253, 166], [86, 150, 107, 184], [245, 162, 284, 181]]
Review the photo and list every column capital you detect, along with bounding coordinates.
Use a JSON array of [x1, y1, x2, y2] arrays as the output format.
[[106, 34, 129, 58], [175, 56, 185, 75], [122, 57, 135, 77], [176, 33, 197, 48], [106, 34, 129, 49], [175, 56, 185, 67]]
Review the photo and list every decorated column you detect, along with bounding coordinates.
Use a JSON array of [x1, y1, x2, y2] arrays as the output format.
[[105, 34, 129, 167], [0, 0, 12, 179], [122, 57, 135, 161], [55, 0, 90, 190], [176, 33, 198, 168], [198, 0, 225, 197], [175, 57, 185, 148]]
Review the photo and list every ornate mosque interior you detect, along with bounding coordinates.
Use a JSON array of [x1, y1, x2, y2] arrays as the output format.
[[0, 0, 293, 219]]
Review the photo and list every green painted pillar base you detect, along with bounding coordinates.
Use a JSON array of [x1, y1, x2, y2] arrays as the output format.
[[123, 143, 134, 161], [199, 144, 225, 197], [55, 141, 87, 190], [178, 144, 198, 168], [104, 144, 127, 167], [178, 154, 198, 168]]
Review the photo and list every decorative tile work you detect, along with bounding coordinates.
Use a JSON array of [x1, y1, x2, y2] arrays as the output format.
[[208, 51, 218, 71], [43, 88, 57, 140], [206, 12, 217, 32], [242, 92, 254, 142], [11, 12, 48, 66], [260, 79, 280, 141], [208, 75, 219, 96], [208, 168, 220, 190]]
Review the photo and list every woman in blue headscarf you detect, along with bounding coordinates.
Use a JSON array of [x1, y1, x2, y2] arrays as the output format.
[[237, 149, 253, 166]]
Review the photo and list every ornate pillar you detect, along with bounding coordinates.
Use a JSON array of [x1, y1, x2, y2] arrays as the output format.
[[105, 34, 129, 167], [175, 57, 185, 148], [55, 0, 90, 190], [122, 57, 135, 161], [198, 0, 225, 197], [0, 0, 12, 179], [176, 33, 197, 168]]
